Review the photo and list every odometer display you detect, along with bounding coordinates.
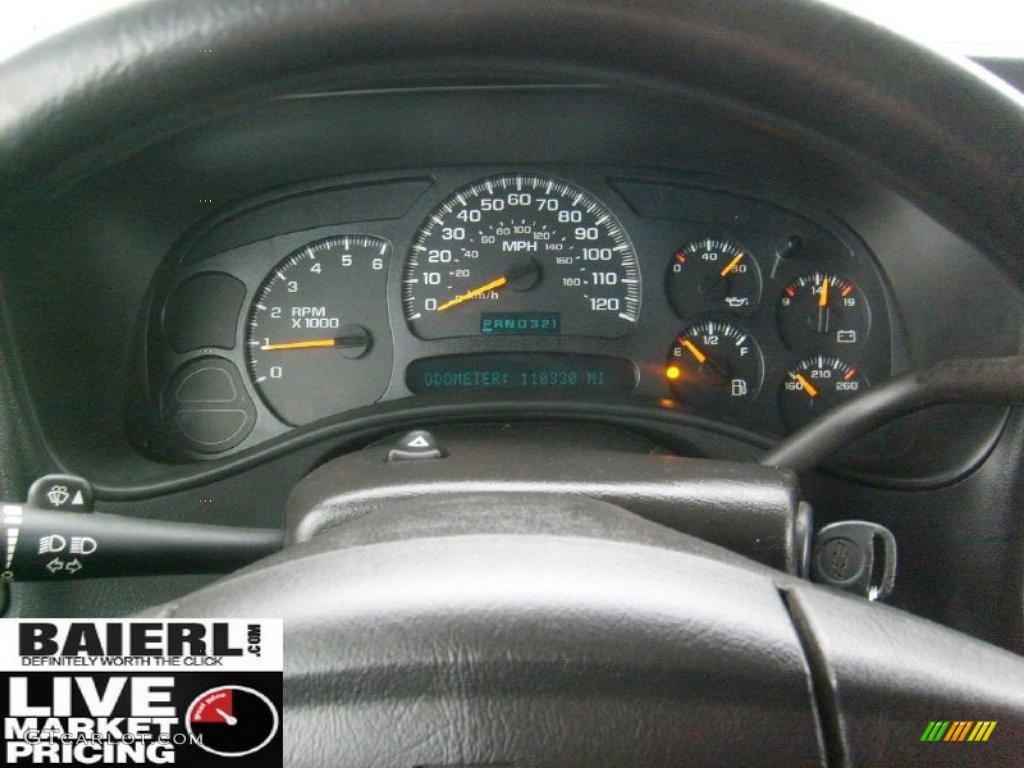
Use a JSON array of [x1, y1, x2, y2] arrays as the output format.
[[407, 353, 638, 394], [403, 174, 641, 339]]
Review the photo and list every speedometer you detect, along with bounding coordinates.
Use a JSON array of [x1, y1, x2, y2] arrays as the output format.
[[402, 174, 640, 339]]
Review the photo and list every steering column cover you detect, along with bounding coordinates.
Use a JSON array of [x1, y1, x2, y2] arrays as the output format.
[[153, 493, 1024, 766], [159, 495, 827, 768]]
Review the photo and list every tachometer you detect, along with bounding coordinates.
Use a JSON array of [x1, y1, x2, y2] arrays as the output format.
[[402, 174, 641, 339], [246, 236, 393, 426]]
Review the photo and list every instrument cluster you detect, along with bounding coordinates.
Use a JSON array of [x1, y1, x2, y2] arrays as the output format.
[[150, 168, 894, 458]]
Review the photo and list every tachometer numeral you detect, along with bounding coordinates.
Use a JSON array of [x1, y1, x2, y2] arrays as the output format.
[[246, 236, 393, 426]]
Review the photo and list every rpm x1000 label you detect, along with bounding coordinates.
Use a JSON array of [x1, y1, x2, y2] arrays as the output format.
[[0, 619, 282, 766]]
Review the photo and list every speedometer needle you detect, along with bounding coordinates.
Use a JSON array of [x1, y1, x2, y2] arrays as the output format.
[[435, 261, 542, 312], [436, 276, 508, 312]]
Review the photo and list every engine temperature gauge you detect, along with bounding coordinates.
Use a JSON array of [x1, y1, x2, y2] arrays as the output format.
[[777, 271, 869, 350], [780, 356, 870, 431], [666, 320, 764, 411]]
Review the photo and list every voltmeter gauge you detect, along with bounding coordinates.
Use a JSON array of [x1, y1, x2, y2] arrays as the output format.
[[666, 238, 762, 316], [780, 355, 870, 431], [666, 320, 764, 411], [777, 271, 869, 350]]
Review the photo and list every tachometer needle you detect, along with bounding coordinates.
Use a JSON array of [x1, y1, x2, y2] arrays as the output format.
[[261, 339, 336, 351], [791, 372, 819, 398], [680, 339, 708, 364], [436, 276, 509, 312], [261, 332, 368, 351], [719, 252, 744, 277]]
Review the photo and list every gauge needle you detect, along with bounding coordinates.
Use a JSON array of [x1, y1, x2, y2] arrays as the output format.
[[814, 275, 833, 334], [437, 276, 508, 312], [791, 372, 819, 398], [719, 252, 744, 277], [680, 339, 708, 364], [215, 708, 238, 726], [261, 333, 368, 351]]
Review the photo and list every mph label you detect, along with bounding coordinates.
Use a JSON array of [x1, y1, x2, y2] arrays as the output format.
[[0, 619, 282, 766]]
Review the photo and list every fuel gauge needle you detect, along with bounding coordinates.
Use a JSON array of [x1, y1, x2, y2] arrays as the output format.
[[680, 339, 708, 364]]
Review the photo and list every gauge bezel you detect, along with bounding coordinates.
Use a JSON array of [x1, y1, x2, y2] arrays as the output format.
[[244, 235, 394, 426], [667, 318, 766, 412], [776, 270, 872, 352], [778, 354, 871, 432], [148, 165, 898, 460], [665, 237, 764, 318]]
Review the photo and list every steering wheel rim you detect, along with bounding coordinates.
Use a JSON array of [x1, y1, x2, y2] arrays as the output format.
[[4, 2, 1024, 765], [1, 0, 1022, 269]]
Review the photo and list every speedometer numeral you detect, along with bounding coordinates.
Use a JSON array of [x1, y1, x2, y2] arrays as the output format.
[[402, 174, 641, 339]]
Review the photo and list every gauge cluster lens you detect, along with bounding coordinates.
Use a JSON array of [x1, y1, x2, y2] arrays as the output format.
[[246, 236, 393, 426], [778, 271, 869, 350], [156, 171, 894, 457], [780, 355, 870, 430], [402, 174, 641, 339], [666, 320, 764, 410], [666, 238, 762, 316]]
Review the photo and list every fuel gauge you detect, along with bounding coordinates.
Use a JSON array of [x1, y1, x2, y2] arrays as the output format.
[[666, 320, 764, 411]]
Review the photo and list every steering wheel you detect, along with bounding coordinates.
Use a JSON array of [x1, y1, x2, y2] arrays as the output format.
[[3, 2, 1024, 766]]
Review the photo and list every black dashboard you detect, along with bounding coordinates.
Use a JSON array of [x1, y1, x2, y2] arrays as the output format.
[[1, 79, 1021, 648], [149, 167, 894, 459], [2, 84, 1017, 496]]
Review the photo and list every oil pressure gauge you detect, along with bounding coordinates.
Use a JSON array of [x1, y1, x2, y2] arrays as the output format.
[[666, 238, 762, 316], [666, 320, 764, 412]]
